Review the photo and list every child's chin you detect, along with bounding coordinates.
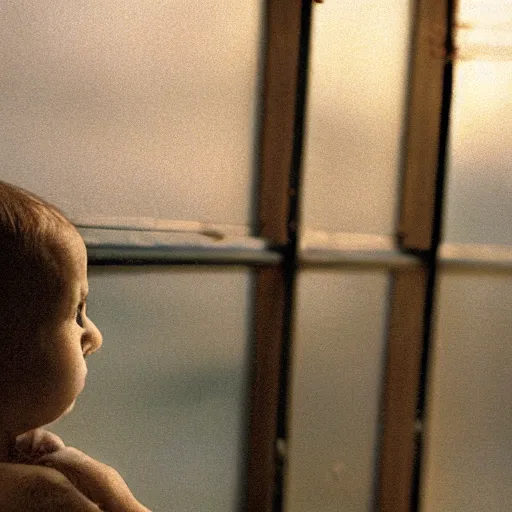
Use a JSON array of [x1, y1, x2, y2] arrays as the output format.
[[46, 399, 77, 427], [61, 399, 76, 417]]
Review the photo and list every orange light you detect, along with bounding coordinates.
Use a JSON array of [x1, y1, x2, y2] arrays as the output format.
[[456, 0, 512, 60]]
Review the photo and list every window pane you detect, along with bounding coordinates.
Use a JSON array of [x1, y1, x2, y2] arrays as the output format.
[[301, 1, 411, 235], [421, 271, 512, 511], [444, 60, 512, 245], [0, 1, 263, 225], [49, 267, 252, 511], [285, 270, 389, 511]]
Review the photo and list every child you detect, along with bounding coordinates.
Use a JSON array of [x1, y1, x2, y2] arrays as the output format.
[[0, 181, 151, 511]]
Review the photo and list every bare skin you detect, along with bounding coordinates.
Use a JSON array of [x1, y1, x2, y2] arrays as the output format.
[[0, 229, 151, 511], [0, 428, 150, 511]]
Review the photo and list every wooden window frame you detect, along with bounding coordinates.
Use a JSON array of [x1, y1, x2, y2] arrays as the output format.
[[76, 1, 490, 511], [6, 0, 512, 510]]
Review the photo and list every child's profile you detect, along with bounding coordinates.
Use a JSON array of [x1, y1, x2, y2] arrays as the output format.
[[0, 181, 150, 511]]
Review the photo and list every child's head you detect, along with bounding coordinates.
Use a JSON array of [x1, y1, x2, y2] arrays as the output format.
[[0, 181, 102, 435]]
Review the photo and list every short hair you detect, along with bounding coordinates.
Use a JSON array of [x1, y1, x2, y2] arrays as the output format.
[[0, 181, 77, 348]]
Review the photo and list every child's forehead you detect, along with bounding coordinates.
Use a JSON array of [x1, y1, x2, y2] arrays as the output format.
[[51, 229, 87, 269], [54, 227, 85, 252], [33, 230, 88, 310], [25, 227, 87, 294]]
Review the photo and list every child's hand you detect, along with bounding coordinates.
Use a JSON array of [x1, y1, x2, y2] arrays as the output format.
[[10, 429, 151, 511], [15, 428, 65, 456], [37, 447, 151, 512], [8, 428, 66, 464]]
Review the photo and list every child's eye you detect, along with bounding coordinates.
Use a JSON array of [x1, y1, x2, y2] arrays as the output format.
[[76, 303, 85, 327]]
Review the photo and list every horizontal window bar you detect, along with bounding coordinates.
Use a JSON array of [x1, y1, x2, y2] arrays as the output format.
[[77, 223, 512, 269], [439, 243, 512, 269], [299, 230, 421, 268], [78, 226, 281, 265], [73, 216, 251, 236]]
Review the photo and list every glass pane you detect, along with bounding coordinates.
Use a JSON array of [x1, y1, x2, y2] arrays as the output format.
[[49, 267, 252, 512], [444, 60, 512, 245], [285, 270, 389, 511], [421, 271, 512, 512], [0, 1, 263, 225], [301, 0, 411, 235]]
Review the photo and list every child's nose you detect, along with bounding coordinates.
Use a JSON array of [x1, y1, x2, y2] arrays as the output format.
[[82, 318, 103, 357]]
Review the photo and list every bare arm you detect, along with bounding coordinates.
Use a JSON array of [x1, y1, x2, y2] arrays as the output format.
[[13, 429, 151, 512], [38, 448, 151, 512], [0, 463, 101, 512]]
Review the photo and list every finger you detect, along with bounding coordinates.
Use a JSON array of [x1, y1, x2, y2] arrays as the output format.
[[39, 449, 105, 504], [15, 428, 65, 455], [38, 449, 149, 512], [31, 429, 66, 453], [37, 430, 66, 453], [14, 429, 37, 452], [38, 447, 100, 478], [38, 448, 130, 508]]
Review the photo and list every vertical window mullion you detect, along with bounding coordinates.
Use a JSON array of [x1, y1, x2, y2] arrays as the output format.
[[379, 0, 454, 511], [398, 0, 451, 252], [378, 268, 429, 511], [246, 1, 308, 511]]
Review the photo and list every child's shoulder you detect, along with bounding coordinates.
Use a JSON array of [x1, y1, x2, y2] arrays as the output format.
[[0, 462, 99, 511]]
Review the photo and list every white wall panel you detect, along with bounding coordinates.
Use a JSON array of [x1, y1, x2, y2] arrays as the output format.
[[285, 271, 389, 512], [0, 1, 263, 225], [444, 60, 512, 245], [421, 271, 512, 511], [49, 267, 252, 511], [301, 1, 411, 235]]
